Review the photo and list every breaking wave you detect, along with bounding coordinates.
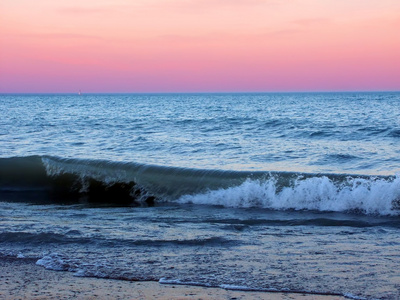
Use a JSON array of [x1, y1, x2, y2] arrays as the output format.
[[178, 176, 400, 215], [0, 155, 399, 215]]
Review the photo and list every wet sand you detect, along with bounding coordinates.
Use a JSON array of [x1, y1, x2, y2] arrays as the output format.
[[0, 257, 347, 300]]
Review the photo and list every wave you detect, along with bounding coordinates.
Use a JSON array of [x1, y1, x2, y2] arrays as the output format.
[[0, 231, 236, 247], [0, 156, 399, 215], [178, 176, 400, 215], [159, 279, 347, 298], [0, 232, 93, 245], [33, 252, 354, 298], [0, 156, 256, 204]]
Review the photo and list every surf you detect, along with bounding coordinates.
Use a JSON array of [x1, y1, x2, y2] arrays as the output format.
[[0, 155, 399, 215]]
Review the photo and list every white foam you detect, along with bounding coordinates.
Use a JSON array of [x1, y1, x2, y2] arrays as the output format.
[[177, 175, 400, 215], [342, 293, 368, 300], [159, 278, 212, 287], [219, 284, 265, 291], [36, 253, 77, 272]]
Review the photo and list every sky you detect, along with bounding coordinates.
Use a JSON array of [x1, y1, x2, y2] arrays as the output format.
[[0, 0, 399, 93]]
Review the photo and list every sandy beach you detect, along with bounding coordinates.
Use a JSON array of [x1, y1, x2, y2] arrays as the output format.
[[0, 257, 347, 300]]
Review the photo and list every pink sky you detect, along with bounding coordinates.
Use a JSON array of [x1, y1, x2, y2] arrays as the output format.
[[0, 0, 399, 93]]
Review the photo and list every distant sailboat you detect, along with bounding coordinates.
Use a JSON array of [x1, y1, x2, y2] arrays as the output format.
[[78, 90, 82, 96]]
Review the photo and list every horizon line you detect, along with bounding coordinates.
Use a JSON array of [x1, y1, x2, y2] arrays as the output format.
[[1, 90, 400, 95]]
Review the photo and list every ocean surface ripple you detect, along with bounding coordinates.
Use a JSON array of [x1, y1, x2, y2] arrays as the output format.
[[1, 92, 400, 299], [1, 92, 399, 175]]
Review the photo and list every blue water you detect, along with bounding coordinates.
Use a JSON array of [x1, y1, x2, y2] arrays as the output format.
[[1, 92, 400, 299], [2, 92, 400, 174]]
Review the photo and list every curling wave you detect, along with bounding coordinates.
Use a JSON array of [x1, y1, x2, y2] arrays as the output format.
[[0, 156, 399, 215]]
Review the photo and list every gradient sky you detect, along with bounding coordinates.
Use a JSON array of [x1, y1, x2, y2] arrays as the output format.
[[1, 0, 399, 93]]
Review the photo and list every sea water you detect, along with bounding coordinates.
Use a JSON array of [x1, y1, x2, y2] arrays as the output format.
[[1, 92, 400, 299]]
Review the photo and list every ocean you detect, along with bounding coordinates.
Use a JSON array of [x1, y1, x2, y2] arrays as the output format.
[[1, 92, 400, 299]]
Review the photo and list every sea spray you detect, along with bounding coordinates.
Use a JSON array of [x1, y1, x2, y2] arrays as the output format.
[[178, 175, 400, 215]]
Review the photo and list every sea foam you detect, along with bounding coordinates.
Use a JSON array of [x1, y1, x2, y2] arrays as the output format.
[[177, 175, 400, 215]]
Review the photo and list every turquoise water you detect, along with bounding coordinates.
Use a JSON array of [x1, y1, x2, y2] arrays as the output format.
[[1, 92, 400, 299]]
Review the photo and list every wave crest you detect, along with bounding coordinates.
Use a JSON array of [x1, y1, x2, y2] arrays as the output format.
[[178, 176, 400, 215], [1, 155, 399, 215]]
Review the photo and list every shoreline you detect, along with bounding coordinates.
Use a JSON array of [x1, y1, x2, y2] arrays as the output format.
[[0, 257, 347, 300]]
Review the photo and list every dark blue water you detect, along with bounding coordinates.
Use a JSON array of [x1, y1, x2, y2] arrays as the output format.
[[1, 92, 400, 299]]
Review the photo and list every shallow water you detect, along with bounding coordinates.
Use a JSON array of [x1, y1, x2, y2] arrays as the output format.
[[1, 92, 400, 299], [1, 201, 400, 299]]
